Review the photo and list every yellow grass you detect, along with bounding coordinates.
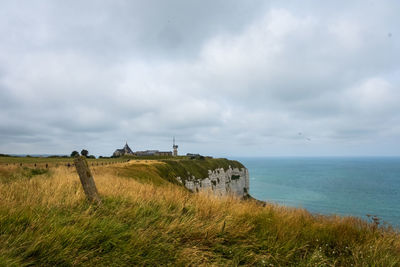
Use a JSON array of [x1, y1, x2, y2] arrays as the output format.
[[1, 164, 400, 266]]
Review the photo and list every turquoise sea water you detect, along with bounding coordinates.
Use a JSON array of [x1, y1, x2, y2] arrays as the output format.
[[235, 157, 400, 227]]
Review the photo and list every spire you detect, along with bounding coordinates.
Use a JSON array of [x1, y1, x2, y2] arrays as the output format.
[[123, 142, 133, 154], [173, 136, 178, 156]]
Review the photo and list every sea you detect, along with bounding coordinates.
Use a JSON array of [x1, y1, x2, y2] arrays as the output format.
[[234, 157, 400, 228]]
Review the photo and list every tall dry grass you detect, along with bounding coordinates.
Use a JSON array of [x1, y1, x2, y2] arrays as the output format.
[[1, 165, 400, 266]]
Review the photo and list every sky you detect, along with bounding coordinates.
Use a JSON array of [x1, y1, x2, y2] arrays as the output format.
[[0, 0, 399, 157]]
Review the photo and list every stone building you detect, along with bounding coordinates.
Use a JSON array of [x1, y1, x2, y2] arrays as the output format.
[[112, 142, 134, 157], [134, 150, 172, 156], [112, 142, 173, 157]]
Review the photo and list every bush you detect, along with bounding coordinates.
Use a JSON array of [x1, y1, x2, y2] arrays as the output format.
[[70, 151, 79, 157], [80, 149, 89, 157]]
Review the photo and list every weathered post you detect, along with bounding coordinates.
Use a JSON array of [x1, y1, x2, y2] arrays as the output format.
[[74, 156, 101, 204]]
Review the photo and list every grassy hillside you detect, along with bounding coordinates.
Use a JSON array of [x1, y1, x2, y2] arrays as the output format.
[[0, 158, 399, 266], [156, 157, 244, 183]]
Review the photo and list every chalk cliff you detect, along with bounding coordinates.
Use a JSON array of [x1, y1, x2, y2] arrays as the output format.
[[175, 166, 249, 198], [155, 158, 250, 198]]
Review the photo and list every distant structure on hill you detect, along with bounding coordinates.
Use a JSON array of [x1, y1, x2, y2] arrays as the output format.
[[113, 142, 134, 157], [112, 142, 173, 157], [173, 137, 178, 157], [134, 150, 172, 156], [186, 153, 204, 159]]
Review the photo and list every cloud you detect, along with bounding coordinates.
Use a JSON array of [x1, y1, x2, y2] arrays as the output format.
[[0, 1, 399, 156]]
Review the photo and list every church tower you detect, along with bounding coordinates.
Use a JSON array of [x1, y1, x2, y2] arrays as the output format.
[[173, 137, 178, 156]]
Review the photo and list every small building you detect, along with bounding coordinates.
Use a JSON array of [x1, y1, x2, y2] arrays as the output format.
[[112, 141, 174, 157], [134, 150, 172, 156], [112, 142, 134, 157], [186, 153, 205, 159], [157, 151, 173, 156], [186, 153, 201, 157]]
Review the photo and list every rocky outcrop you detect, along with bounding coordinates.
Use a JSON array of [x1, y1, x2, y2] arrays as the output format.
[[176, 166, 249, 198]]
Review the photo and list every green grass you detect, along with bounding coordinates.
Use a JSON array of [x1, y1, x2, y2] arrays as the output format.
[[0, 166, 50, 183], [111, 163, 172, 186], [0, 159, 399, 266], [0, 198, 196, 266], [155, 158, 244, 183], [0, 156, 129, 169]]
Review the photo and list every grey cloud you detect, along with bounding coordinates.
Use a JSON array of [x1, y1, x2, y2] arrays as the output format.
[[0, 0, 267, 60], [0, 0, 399, 156]]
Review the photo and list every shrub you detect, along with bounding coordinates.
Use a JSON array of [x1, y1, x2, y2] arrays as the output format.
[[70, 151, 79, 157], [80, 149, 89, 157]]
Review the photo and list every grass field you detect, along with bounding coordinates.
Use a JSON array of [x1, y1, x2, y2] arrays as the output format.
[[1, 156, 400, 266], [0, 155, 130, 168]]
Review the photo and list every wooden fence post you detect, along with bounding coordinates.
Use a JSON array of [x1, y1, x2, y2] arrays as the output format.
[[74, 156, 101, 204]]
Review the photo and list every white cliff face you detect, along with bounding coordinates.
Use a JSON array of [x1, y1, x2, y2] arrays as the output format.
[[176, 166, 250, 198]]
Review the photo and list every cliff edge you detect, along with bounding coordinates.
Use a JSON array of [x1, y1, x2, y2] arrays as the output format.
[[154, 157, 250, 198]]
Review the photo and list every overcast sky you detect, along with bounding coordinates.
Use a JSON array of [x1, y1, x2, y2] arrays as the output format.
[[0, 0, 399, 157]]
